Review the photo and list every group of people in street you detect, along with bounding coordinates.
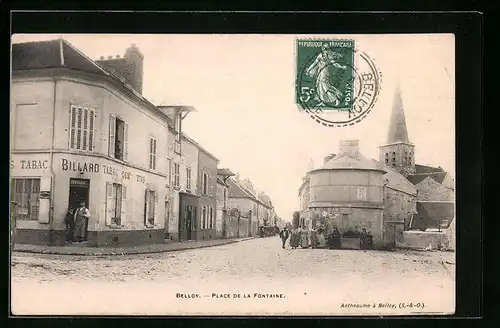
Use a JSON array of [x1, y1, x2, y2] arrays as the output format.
[[278, 224, 374, 250], [64, 201, 90, 243]]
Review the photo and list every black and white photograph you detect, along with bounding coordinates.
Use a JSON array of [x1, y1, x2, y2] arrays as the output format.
[[10, 32, 456, 316]]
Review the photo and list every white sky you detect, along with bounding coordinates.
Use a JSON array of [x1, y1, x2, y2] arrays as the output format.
[[12, 34, 455, 221]]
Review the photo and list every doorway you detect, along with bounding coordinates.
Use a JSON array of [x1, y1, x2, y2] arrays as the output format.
[[68, 178, 90, 241], [186, 205, 196, 240]]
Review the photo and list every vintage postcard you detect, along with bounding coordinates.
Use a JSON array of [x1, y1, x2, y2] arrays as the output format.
[[10, 33, 455, 316]]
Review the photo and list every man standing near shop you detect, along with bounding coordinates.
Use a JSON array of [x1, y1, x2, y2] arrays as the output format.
[[74, 201, 90, 243]]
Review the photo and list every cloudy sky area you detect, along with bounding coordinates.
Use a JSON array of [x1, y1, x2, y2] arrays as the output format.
[[12, 34, 455, 220]]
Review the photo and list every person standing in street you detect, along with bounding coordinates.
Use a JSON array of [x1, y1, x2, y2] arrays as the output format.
[[74, 201, 90, 243], [279, 226, 290, 249], [64, 208, 75, 243]]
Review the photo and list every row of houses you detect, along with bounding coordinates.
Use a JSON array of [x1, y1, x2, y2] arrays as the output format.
[[10, 39, 281, 246]]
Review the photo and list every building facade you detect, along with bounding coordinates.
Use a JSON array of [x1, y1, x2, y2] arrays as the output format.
[[11, 40, 172, 246], [196, 145, 219, 241], [306, 140, 388, 247], [226, 178, 259, 237]]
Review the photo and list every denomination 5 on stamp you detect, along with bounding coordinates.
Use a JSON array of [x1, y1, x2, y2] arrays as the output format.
[[296, 39, 381, 127]]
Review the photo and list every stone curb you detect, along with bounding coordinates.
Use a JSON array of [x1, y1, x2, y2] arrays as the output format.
[[13, 237, 254, 256]]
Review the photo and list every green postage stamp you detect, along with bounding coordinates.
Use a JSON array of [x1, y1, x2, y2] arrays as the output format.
[[296, 39, 381, 127]]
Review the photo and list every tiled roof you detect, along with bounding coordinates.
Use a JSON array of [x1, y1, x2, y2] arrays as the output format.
[[227, 178, 256, 199], [407, 172, 448, 185], [414, 164, 444, 174], [410, 201, 455, 230], [12, 39, 107, 75], [317, 152, 386, 172]]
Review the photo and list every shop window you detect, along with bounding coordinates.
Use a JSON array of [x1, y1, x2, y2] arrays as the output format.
[[10, 178, 40, 221], [70, 105, 95, 152], [144, 190, 157, 226], [202, 173, 208, 195], [149, 137, 157, 171], [173, 163, 180, 188], [186, 167, 192, 192], [106, 183, 125, 226]]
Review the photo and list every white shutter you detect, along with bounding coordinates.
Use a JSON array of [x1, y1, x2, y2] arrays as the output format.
[[82, 108, 89, 151], [76, 106, 83, 150], [154, 191, 159, 224], [89, 109, 95, 151], [144, 190, 149, 226], [123, 122, 129, 161], [105, 183, 114, 226], [108, 114, 116, 157], [69, 105, 77, 149], [121, 185, 127, 225]]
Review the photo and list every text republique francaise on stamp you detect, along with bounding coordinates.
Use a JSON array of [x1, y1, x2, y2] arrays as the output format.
[[296, 39, 381, 127]]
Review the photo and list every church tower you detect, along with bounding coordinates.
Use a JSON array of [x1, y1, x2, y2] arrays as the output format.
[[378, 86, 415, 177]]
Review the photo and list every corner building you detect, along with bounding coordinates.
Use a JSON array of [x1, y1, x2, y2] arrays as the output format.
[[11, 39, 171, 246]]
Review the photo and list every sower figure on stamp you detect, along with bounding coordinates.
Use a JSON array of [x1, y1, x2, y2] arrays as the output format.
[[279, 226, 290, 249], [305, 44, 347, 107], [74, 201, 90, 243]]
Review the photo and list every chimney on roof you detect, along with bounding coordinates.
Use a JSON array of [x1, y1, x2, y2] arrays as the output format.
[[95, 44, 144, 94], [100, 56, 104, 60], [339, 140, 359, 159]]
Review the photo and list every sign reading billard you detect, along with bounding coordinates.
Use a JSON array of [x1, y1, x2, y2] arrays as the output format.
[[60, 158, 147, 185]]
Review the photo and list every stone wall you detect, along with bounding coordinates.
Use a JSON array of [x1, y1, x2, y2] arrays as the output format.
[[384, 187, 417, 229], [401, 230, 452, 250]]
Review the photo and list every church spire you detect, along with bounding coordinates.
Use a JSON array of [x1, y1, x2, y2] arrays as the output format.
[[387, 86, 410, 144]]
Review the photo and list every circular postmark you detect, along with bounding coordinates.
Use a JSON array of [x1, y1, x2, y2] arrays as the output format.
[[296, 39, 382, 127]]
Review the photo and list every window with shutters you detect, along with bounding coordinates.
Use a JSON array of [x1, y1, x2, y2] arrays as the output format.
[[202, 173, 208, 195], [106, 183, 125, 226], [70, 104, 95, 152], [108, 115, 128, 161], [144, 190, 157, 226], [10, 178, 40, 221], [166, 158, 172, 186], [186, 167, 192, 192], [173, 163, 180, 188], [202, 206, 207, 229], [209, 206, 213, 229], [149, 137, 157, 171]]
